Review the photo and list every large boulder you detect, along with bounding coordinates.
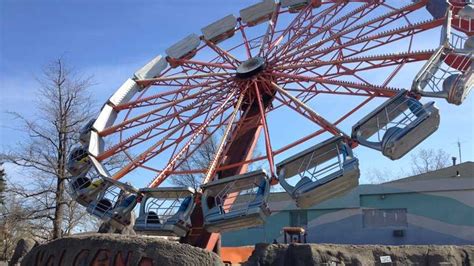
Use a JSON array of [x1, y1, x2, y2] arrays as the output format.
[[9, 238, 37, 266], [21, 234, 223, 266], [244, 243, 474, 266]]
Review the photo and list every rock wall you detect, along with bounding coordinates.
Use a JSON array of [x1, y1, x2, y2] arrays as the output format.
[[244, 243, 474, 266], [21, 234, 223, 266], [20, 235, 474, 266]]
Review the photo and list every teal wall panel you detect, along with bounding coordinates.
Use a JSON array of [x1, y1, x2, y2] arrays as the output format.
[[221, 175, 474, 246], [360, 191, 474, 226], [222, 211, 289, 246]]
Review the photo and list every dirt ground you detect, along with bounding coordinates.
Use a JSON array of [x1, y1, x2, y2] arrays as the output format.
[[244, 243, 474, 266]]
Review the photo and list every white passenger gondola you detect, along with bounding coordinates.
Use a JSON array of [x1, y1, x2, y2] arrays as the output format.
[[134, 54, 169, 81], [79, 119, 95, 145], [86, 177, 139, 228], [240, 0, 276, 27], [134, 187, 195, 237], [201, 170, 270, 233], [277, 136, 360, 209], [465, 36, 474, 50], [201, 15, 237, 44], [412, 8, 473, 105], [450, 5, 474, 50], [281, 0, 321, 13], [165, 34, 201, 67], [458, 4, 474, 19], [68, 167, 107, 207], [412, 47, 473, 105], [352, 90, 440, 160], [67, 146, 92, 176]]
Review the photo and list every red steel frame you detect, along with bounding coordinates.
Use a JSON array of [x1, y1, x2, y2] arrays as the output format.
[[88, 0, 470, 251]]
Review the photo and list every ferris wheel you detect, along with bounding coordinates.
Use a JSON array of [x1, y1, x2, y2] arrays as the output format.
[[66, 0, 472, 250]]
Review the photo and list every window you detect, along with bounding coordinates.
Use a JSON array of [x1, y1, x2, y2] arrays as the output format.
[[289, 210, 308, 227], [363, 208, 407, 228]]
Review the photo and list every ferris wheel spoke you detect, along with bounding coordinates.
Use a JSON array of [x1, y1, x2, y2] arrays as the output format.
[[156, 116, 229, 182], [268, 77, 372, 114], [177, 65, 230, 80], [272, 92, 376, 157], [203, 40, 241, 67], [172, 58, 235, 73], [238, 20, 253, 59], [283, 2, 424, 62], [137, 76, 223, 89], [164, 83, 255, 182], [258, 3, 281, 58], [140, 72, 231, 84], [280, 86, 375, 99], [276, 1, 381, 61], [203, 92, 247, 184], [253, 81, 276, 177], [289, 58, 374, 86], [101, 84, 230, 137], [271, 71, 401, 97], [266, 3, 314, 57], [97, 87, 233, 161], [165, 104, 218, 162], [211, 100, 270, 177], [147, 102, 224, 171], [380, 61, 406, 88], [235, 90, 376, 165], [215, 108, 259, 173], [100, 104, 218, 164], [269, 1, 347, 62], [275, 50, 435, 72], [111, 90, 237, 182], [147, 89, 238, 187], [111, 126, 198, 180], [116, 79, 226, 110], [287, 18, 443, 66], [275, 50, 435, 84], [271, 81, 349, 138], [278, 0, 428, 64], [103, 80, 230, 133]]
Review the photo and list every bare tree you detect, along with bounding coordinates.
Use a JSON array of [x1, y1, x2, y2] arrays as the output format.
[[0, 164, 5, 205], [1, 58, 95, 240], [366, 148, 452, 184], [169, 132, 266, 190], [62, 200, 100, 235], [170, 136, 219, 190], [0, 189, 40, 260], [367, 168, 396, 184], [410, 148, 451, 175]]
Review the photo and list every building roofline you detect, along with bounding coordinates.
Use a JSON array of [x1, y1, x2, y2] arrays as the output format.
[[266, 162, 473, 211], [384, 161, 473, 184]]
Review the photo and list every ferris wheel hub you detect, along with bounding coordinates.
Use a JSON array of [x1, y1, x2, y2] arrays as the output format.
[[236, 56, 267, 79]]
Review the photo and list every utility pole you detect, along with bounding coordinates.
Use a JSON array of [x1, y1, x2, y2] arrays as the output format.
[[457, 139, 462, 163]]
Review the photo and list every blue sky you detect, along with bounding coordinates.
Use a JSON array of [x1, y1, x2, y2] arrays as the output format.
[[1, 0, 473, 188]]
